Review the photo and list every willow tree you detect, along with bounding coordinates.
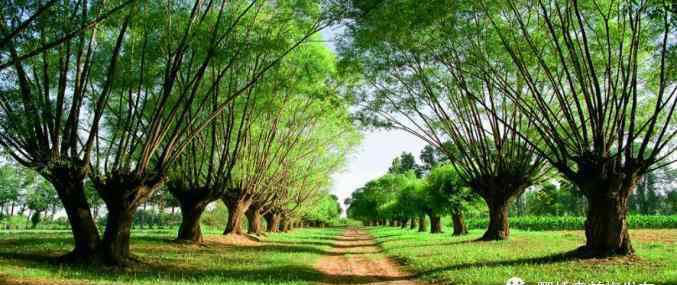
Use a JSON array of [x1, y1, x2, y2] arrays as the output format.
[[339, 0, 547, 240], [221, 40, 359, 235], [0, 1, 138, 261], [486, 0, 676, 256], [166, 86, 257, 243], [89, 0, 328, 265]]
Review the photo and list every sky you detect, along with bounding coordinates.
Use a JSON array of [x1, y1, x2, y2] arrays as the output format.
[[329, 129, 425, 215], [319, 27, 426, 215]]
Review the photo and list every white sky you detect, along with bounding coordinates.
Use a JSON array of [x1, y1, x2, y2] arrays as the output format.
[[319, 27, 426, 215], [329, 129, 425, 214]]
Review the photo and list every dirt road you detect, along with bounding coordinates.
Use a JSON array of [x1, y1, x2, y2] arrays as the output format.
[[315, 228, 423, 285]]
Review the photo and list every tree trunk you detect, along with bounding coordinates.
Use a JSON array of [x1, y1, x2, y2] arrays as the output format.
[[95, 174, 163, 266], [223, 196, 252, 235], [409, 218, 417, 230], [51, 177, 100, 262], [280, 217, 290, 232], [266, 213, 281, 233], [452, 211, 468, 236], [176, 203, 207, 243], [100, 204, 137, 266], [429, 213, 442, 234], [480, 197, 510, 241], [246, 207, 263, 235], [579, 181, 635, 257], [418, 216, 427, 232]]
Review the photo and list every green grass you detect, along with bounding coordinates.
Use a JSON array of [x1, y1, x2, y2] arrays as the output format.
[[0, 227, 342, 285], [368, 227, 677, 285]]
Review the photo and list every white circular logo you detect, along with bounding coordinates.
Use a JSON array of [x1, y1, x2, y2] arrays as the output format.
[[506, 277, 525, 285]]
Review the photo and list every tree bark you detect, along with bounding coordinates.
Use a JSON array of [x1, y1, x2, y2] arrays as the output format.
[[418, 215, 427, 232], [452, 211, 468, 236], [246, 207, 263, 235], [50, 176, 100, 262], [100, 203, 137, 266], [223, 196, 252, 235], [267, 213, 281, 233], [409, 217, 417, 230], [578, 180, 636, 257], [480, 197, 510, 241], [176, 203, 207, 243], [429, 213, 442, 234], [94, 174, 163, 266]]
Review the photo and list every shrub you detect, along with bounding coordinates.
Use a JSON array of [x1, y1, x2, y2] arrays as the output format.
[[463, 215, 677, 231]]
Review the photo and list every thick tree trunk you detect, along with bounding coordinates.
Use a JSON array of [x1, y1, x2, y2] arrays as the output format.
[[265, 212, 281, 233], [578, 181, 635, 257], [480, 197, 510, 241], [50, 177, 100, 262], [452, 211, 468, 236], [429, 213, 442, 234], [409, 218, 417, 230], [176, 203, 207, 243], [100, 204, 137, 266], [264, 213, 275, 232], [95, 175, 163, 266], [418, 216, 427, 232], [223, 196, 252, 235], [246, 207, 263, 235]]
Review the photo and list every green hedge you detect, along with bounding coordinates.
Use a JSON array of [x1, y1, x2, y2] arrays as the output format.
[[463, 215, 677, 231]]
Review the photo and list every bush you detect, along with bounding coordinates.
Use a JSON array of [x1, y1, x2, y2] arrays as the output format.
[[463, 215, 677, 231]]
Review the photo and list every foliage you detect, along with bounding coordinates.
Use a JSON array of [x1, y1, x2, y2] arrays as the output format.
[[464, 215, 677, 231]]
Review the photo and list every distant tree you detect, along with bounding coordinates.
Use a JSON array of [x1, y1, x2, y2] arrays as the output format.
[[0, 165, 21, 217], [426, 164, 477, 235], [388, 152, 422, 177]]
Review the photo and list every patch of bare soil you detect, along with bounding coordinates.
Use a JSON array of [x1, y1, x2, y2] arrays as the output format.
[[315, 228, 424, 285], [203, 234, 262, 246]]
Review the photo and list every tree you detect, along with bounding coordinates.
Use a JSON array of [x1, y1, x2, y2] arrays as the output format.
[[338, 0, 547, 240], [486, 0, 676, 256], [0, 165, 21, 217], [427, 164, 477, 235], [0, 1, 137, 261], [388, 152, 421, 176]]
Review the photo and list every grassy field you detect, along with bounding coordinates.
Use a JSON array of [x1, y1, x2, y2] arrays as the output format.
[[0, 228, 341, 285], [368, 227, 677, 285]]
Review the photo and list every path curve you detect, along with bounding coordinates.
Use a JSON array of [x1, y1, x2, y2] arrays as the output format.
[[315, 228, 423, 285]]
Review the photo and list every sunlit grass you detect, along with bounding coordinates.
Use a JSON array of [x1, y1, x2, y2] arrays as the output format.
[[0, 227, 342, 285], [368, 227, 677, 285]]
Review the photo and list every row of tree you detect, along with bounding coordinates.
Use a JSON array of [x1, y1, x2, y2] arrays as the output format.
[[0, 0, 357, 266], [0, 160, 344, 231], [338, 0, 675, 258], [347, 150, 677, 234]]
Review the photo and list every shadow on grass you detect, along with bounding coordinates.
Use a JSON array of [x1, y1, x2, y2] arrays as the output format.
[[415, 250, 581, 278], [0, 247, 413, 285]]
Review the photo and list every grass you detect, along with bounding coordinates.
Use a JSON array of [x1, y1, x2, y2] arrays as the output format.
[[368, 227, 677, 285], [0, 227, 342, 285]]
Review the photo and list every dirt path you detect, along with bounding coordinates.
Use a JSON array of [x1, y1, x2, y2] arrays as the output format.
[[315, 228, 423, 285]]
